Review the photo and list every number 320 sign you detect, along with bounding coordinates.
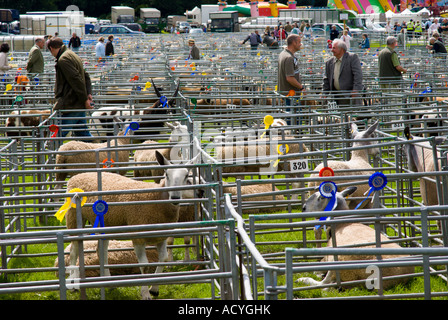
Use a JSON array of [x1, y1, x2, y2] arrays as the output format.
[[290, 159, 309, 172]]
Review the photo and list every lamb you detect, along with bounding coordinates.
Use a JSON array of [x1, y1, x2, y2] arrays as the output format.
[[308, 121, 380, 211], [55, 129, 132, 182], [55, 240, 158, 277], [64, 151, 195, 299], [298, 186, 414, 290], [5, 109, 51, 137], [133, 121, 189, 182], [403, 127, 446, 210]]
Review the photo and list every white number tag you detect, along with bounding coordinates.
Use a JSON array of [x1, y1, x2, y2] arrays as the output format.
[[290, 159, 309, 172]]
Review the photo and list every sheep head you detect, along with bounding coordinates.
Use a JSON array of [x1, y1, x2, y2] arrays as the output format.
[[351, 121, 379, 156], [403, 127, 446, 173], [303, 186, 357, 213], [156, 150, 195, 201]]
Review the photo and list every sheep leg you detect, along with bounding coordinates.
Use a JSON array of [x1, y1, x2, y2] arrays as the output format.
[[184, 236, 191, 261], [167, 236, 174, 261], [68, 241, 80, 280], [97, 239, 111, 277], [149, 240, 169, 298], [298, 271, 334, 290], [133, 242, 152, 300]]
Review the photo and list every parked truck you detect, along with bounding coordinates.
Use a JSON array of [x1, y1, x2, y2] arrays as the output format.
[[166, 15, 186, 32], [139, 8, 161, 33], [111, 6, 134, 24]]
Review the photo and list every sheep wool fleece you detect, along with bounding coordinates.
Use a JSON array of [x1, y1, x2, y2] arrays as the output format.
[[66, 172, 180, 244]]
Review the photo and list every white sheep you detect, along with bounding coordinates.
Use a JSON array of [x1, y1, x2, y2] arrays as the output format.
[[133, 121, 189, 182], [308, 121, 380, 210], [64, 151, 195, 299], [403, 127, 446, 211], [298, 186, 414, 290], [55, 130, 132, 182]]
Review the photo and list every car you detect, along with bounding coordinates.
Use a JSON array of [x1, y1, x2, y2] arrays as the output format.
[[189, 28, 204, 35], [312, 23, 363, 36], [97, 24, 144, 35], [177, 21, 190, 33], [310, 27, 326, 38], [118, 23, 142, 32], [366, 22, 386, 32]]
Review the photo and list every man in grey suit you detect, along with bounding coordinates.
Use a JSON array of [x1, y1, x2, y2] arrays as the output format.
[[323, 39, 363, 107]]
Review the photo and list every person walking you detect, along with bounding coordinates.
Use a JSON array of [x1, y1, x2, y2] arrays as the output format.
[[68, 33, 81, 52], [95, 37, 106, 60], [0, 43, 12, 74], [242, 30, 262, 50], [47, 37, 93, 138], [378, 36, 407, 91], [105, 35, 114, 57], [322, 39, 363, 107]]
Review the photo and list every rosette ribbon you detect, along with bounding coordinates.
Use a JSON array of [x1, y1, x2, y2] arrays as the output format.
[[354, 172, 388, 210], [315, 181, 337, 230], [124, 121, 140, 136], [54, 188, 87, 222], [91, 200, 108, 234]]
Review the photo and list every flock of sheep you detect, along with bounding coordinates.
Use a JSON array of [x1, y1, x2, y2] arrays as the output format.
[[2, 33, 448, 300]]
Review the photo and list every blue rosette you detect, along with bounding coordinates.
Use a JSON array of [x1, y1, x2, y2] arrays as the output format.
[[91, 200, 108, 234], [315, 181, 337, 230], [160, 96, 168, 108], [124, 121, 140, 136], [354, 172, 388, 210]]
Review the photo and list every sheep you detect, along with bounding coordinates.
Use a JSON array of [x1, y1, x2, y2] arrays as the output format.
[[5, 109, 51, 137], [133, 121, 189, 182], [55, 240, 158, 277], [298, 186, 414, 290], [403, 127, 446, 216], [91, 79, 179, 137], [213, 133, 310, 175], [64, 151, 195, 299], [308, 121, 380, 211], [55, 130, 132, 182]]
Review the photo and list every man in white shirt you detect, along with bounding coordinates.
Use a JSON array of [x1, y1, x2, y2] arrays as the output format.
[[428, 19, 440, 38]]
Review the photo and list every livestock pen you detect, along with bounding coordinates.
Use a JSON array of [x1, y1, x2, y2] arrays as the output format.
[[1, 31, 448, 300]]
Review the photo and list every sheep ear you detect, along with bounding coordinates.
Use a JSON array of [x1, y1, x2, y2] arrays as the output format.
[[435, 136, 447, 145], [151, 79, 161, 97], [350, 123, 358, 137], [404, 127, 412, 140], [165, 122, 175, 129], [340, 186, 357, 198], [365, 120, 379, 136], [156, 150, 171, 166]]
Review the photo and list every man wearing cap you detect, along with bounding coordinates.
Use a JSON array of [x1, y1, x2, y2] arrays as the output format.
[[188, 39, 200, 60]]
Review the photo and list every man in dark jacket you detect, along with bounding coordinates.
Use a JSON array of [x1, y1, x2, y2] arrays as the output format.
[[329, 25, 339, 41], [105, 35, 114, 56], [427, 36, 447, 55], [242, 30, 262, 50], [47, 37, 93, 137], [68, 33, 81, 52]]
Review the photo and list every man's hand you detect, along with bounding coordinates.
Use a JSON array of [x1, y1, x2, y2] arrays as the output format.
[[85, 94, 94, 109]]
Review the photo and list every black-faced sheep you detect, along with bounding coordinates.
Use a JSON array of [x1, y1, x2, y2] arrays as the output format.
[[5, 109, 51, 137], [55, 130, 132, 182], [298, 186, 414, 290], [64, 151, 195, 299]]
